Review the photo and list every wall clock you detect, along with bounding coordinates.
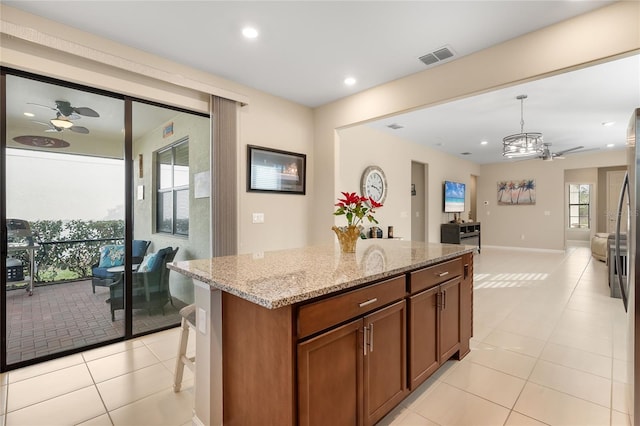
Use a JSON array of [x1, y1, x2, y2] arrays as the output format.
[[360, 165, 387, 204]]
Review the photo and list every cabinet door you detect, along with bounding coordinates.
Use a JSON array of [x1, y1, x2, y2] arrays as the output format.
[[363, 300, 407, 426], [459, 253, 473, 358], [408, 286, 439, 390], [439, 278, 461, 361], [298, 319, 363, 426]]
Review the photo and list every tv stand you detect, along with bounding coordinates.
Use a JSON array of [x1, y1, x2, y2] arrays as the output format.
[[441, 222, 481, 253]]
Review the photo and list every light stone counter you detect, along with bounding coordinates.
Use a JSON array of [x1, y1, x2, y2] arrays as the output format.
[[168, 239, 475, 309]]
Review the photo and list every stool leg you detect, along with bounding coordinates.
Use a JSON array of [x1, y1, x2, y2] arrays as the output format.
[[173, 317, 190, 392]]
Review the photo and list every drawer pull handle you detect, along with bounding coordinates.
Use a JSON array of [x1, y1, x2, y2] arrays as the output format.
[[437, 271, 449, 277], [369, 323, 374, 352], [359, 298, 378, 308]]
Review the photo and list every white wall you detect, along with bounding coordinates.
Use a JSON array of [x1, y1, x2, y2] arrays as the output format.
[[1, 4, 314, 256], [338, 126, 480, 243], [478, 150, 625, 250], [1, 2, 638, 254], [237, 95, 314, 254], [312, 2, 640, 245]]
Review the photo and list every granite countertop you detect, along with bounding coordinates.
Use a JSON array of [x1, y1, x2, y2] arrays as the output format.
[[168, 240, 475, 309]]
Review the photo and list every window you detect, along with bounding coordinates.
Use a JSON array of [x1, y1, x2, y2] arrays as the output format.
[[568, 184, 590, 229], [157, 138, 189, 235]]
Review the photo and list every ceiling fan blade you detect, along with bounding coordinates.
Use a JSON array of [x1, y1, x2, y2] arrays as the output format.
[[27, 102, 57, 112], [554, 146, 584, 156], [72, 106, 100, 118], [32, 120, 60, 132], [70, 126, 90, 134], [32, 120, 52, 127]]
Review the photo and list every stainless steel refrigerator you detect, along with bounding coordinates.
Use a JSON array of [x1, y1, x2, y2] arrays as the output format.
[[616, 108, 640, 425]]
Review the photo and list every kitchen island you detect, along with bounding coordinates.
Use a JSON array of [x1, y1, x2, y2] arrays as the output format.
[[168, 239, 475, 426]]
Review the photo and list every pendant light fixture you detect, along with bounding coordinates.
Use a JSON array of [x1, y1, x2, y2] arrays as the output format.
[[502, 94, 543, 158]]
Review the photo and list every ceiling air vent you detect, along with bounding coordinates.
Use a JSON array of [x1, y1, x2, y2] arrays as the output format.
[[419, 45, 456, 68], [460, 152, 472, 156], [387, 123, 404, 130]]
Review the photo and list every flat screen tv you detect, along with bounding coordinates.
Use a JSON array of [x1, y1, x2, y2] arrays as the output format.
[[443, 180, 465, 213]]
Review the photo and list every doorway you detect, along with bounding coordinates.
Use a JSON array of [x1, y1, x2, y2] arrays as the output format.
[[411, 161, 427, 241]]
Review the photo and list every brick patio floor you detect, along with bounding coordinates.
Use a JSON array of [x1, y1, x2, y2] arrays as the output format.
[[5, 279, 185, 365]]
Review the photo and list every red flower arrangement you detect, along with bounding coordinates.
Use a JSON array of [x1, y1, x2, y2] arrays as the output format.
[[333, 191, 383, 227]]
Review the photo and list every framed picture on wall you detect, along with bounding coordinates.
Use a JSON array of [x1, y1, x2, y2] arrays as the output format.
[[247, 145, 306, 194]]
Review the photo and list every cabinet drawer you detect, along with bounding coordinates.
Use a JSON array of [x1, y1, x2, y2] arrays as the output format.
[[298, 276, 405, 339], [409, 259, 462, 294]]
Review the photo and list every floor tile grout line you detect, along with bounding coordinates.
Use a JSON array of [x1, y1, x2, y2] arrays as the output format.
[[496, 247, 603, 425], [84, 354, 114, 425]]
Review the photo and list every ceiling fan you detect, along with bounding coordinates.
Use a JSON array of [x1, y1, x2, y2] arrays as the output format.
[[28, 100, 100, 118], [539, 143, 586, 161], [32, 116, 90, 134], [27, 100, 99, 134]]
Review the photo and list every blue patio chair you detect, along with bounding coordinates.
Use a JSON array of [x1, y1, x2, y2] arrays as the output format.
[[91, 240, 150, 293], [108, 246, 179, 321]]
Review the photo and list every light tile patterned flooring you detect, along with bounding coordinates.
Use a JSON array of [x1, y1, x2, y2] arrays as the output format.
[[0, 244, 631, 425]]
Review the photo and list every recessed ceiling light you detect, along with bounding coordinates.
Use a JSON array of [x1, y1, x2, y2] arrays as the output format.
[[344, 77, 356, 86], [602, 121, 615, 127], [23, 112, 34, 117], [242, 27, 259, 39], [480, 140, 488, 145], [607, 143, 615, 148]]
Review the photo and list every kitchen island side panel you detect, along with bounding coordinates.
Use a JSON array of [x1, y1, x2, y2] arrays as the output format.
[[222, 292, 296, 425]]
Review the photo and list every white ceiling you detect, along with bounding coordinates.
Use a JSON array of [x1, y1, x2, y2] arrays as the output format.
[[4, 1, 639, 164]]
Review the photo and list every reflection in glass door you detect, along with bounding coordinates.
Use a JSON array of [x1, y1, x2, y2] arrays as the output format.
[[2, 71, 211, 370], [131, 101, 210, 335], [3, 73, 126, 367]]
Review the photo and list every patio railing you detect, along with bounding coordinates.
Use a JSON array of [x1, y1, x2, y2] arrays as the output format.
[[8, 237, 123, 286]]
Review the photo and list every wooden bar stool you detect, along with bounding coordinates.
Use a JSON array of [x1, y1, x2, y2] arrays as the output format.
[[173, 304, 196, 392]]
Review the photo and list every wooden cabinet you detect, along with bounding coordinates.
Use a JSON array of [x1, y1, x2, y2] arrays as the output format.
[[439, 278, 460, 361], [298, 319, 362, 426], [297, 278, 407, 426], [408, 259, 463, 390], [459, 252, 474, 357], [408, 286, 439, 388], [186, 248, 474, 426], [363, 301, 407, 426]]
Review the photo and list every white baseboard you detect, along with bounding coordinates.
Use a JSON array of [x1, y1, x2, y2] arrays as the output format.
[[481, 244, 565, 254], [192, 413, 206, 426]]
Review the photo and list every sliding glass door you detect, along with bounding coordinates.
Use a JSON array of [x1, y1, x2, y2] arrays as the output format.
[[1, 69, 210, 371]]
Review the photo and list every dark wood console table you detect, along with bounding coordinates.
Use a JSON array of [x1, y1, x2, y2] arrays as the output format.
[[441, 222, 481, 253]]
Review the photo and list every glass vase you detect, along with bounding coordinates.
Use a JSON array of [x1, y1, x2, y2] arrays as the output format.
[[332, 225, 361, 253]]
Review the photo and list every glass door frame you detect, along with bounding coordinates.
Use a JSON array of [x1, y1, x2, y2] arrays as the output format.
[[0, 67, 208, 372]]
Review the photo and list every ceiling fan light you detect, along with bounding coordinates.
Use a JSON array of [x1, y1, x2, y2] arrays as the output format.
[[50, 118, 73, 129]]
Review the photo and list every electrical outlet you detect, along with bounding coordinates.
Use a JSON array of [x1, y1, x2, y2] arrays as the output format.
[[252, 213, 265, 223], [253, 251, 264, 259], [198, 308, 206, 334]]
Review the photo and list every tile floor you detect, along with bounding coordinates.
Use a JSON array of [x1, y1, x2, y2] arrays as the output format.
[[0, 244, 631, 425]]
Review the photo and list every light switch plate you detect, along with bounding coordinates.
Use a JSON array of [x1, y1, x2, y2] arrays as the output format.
[[252, 213, 265, 223]]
